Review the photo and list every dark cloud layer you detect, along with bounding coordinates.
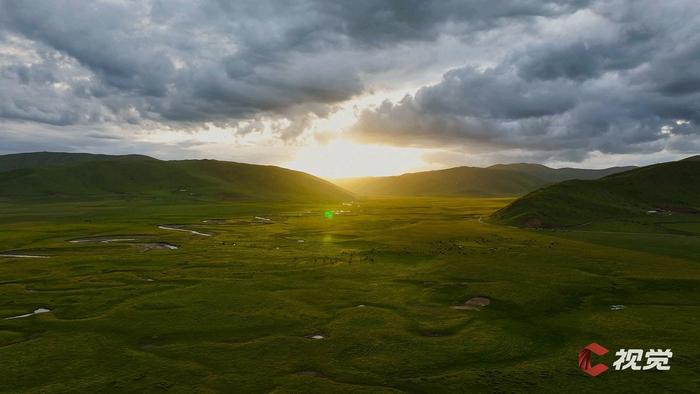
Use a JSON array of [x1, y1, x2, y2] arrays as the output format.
[[0, 1, 581, 128], [350, 1, 700, 160], [0, 0, 698, 162]]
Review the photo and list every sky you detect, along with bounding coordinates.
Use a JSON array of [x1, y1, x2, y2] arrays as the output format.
[[0, 0, 699, 178]]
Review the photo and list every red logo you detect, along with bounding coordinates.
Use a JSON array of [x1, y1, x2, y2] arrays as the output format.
[[579, 342, 609, 377]]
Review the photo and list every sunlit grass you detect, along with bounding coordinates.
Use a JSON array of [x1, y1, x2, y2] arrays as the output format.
[[0, 197, 698, 392]]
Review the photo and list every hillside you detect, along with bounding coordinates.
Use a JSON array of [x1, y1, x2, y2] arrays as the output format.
[[334, 164, 633, 197], [0, 152, 156, 172], [335, 167, 546, 197], [487, 163, 636, 182], [0, 153, 352, 202], [491, 157, 700, 227]]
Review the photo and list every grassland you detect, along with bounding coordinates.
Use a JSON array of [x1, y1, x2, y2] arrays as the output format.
[[0, 197, 699, 392]]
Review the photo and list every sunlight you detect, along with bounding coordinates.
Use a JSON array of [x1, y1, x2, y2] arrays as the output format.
[[284, 139, 428, 179]]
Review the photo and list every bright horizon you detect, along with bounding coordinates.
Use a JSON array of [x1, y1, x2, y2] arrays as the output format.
[[3, 146, 691, 182]]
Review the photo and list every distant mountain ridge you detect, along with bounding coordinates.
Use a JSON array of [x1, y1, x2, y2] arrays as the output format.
[[491, 156, 700, 227], [0, 152, 352, 202], [334, 163, 636, 197], [487, 163, 637, 182]]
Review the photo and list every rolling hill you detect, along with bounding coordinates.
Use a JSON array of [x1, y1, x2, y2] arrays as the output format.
[[487, 163, 636, 182], [0, 152, 156, 172], [334, 164, 634, 197], [0, 152, 353, 202], [491, 156, 700, 227]]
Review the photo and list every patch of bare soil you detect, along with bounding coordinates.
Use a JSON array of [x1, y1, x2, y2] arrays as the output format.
[[451, 296, 491, 311], [140, 243, 179, 251], [420, 331, 445, 337], [523, 218, 543, 228], [295, 370, 327, 378]]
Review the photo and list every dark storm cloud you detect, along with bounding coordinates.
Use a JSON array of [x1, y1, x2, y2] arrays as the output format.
[[0, 0, 586, 130], [350, 0, 700, 161], [0, 0, 698, 162]]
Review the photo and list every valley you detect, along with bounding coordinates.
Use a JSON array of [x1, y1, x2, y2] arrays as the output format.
[[1, 197, 698, 392]]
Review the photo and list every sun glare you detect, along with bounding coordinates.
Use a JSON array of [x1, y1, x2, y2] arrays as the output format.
[[284, 139, 428, 179]]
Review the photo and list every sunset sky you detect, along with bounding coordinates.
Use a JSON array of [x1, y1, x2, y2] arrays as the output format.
[[1, 1, 699, 178]]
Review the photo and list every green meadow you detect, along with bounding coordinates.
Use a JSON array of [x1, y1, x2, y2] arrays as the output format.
[[1, 197, 699, 392]]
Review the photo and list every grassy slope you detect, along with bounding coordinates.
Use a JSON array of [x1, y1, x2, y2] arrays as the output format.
[[335, 164, 634, 197], [0, 153, 352, 202], [0, 151, 156, 171], [334, 167, 547, 197], [492, 157, 700, 227]]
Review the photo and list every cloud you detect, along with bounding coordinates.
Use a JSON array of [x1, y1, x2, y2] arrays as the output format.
[[349, 0, 700, 162], [0, 0, 697, 165], [0, 1, 583, 128]]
